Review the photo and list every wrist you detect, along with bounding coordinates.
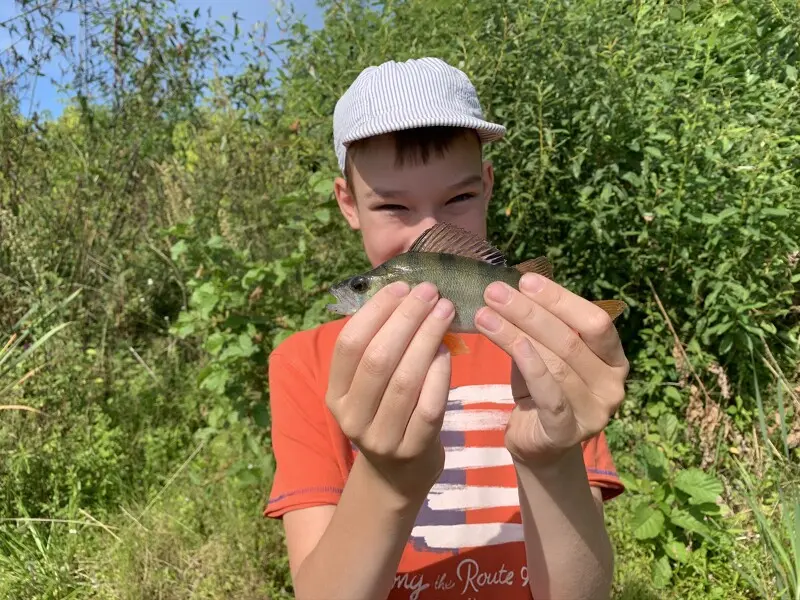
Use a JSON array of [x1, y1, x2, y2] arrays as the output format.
[[353, 450, 436, 515], [512, 443, 586, 481]]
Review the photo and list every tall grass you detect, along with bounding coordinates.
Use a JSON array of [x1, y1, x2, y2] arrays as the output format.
[[0, 290, 81, 401], [732, 343, 800, 599]]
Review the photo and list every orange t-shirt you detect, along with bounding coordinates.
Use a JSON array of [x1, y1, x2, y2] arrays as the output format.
[[265, 318, 624, 599]]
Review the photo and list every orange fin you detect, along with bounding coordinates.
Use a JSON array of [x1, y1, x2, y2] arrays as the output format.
[[513, 257, 554, 279], [593, 300, 628, 321], [442, 332, 470, 356], [409, 222, 506, 266]]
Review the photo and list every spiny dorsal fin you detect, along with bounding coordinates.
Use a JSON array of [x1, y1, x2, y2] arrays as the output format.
[[408, 222, 506, 266], [514, 257, 554, 279], [592, 300, 628, 321]]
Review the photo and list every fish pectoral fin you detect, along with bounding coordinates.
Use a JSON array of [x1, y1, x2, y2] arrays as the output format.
[[408, 222, 507, 266], [442, 332, 470, 356], [513, 257, 554, 279], [593, 300, 628, 321]]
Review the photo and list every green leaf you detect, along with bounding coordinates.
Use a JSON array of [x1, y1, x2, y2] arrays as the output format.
[[674, 468, 723, 504], [191, 282, 220, 319], [762, 206, 790, 217], [206, 235, 226, 249], [309, 171, 333, 196], [787, 64, 797, 83], [618, 472, 640, 492], [200, 369, 229, 395], [314, 208, 330, 224], [671, 508, 709, 535], [205, 332, 226, 356], [631, 502, 665, 539], [639, 444, 669, 482], [237, 332, 255, 356], [657, 413, 679, 444], [664, 540, 690, 563], [644, 146, 663, 159], [252, 403, 270, 429], [170, 240, 188, 261], [652, 555, 673, 588]]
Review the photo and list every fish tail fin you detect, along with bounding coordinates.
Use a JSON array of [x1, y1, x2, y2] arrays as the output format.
[[442, 332, 470, 356], [593, 300, 628, 321], [513, 257, 554, 279]]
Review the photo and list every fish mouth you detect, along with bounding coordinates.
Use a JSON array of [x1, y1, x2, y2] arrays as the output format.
[[326, 282, 360, 316]]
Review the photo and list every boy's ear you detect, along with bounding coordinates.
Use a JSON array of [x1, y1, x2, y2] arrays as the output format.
[[334, 176, 361, 230]]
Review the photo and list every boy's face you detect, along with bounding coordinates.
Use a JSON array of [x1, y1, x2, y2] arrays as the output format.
[[333, 132, 495, 268]]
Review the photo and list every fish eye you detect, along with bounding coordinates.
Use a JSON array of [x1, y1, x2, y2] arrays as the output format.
[[350, 276, 369, 293]]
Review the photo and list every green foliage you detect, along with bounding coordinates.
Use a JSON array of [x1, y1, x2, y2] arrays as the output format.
[[620, 419, 732, 592], [734, 457, 800, 600], [729, 350, 800, 600], [1, 0, 799, 598]]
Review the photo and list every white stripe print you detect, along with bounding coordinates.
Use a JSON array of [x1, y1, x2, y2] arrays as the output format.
[[411, 523, 524, 549], [444, 447, 513, 469], [442, 409, 508, 432], [448, 384, 514, 406], [427, 484, 519, 511]]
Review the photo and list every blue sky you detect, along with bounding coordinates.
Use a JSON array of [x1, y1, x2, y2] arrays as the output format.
[[0, 0, 325, 119]]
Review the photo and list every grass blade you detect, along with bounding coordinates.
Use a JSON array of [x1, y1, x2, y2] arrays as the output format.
[[776, 382, 790, 460], [0, 321, 72, 382]]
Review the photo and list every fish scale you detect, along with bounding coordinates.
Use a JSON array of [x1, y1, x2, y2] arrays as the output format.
[[382, 253, 525, 333]]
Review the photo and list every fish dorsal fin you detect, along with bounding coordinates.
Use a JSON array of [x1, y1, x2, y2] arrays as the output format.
[[513, 257, 554, 279], [592, 300, 628, 321], [408, 222, 507, 266]]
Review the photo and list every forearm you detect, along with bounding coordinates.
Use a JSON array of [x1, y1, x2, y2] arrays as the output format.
[[292, 452, 424, 600], [515, 445, 614, 600]]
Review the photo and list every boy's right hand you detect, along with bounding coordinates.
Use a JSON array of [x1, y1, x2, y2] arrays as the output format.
[[325, 281, 455, 505]]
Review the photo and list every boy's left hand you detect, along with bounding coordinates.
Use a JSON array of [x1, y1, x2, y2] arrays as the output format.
[[474, 272, 628, 467]]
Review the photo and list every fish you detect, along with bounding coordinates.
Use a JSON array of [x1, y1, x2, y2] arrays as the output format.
[[326, 222, 627, 356]]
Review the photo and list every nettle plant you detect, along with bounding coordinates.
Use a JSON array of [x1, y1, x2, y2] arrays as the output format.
[[620, 414, 728, 589]]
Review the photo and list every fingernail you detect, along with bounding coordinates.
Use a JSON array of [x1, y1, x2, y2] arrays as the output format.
[[433, 298, 454, 319], [389, 281, 410, 297], [415, 282, 438, 302], [521, 273, 545, 293], [437, 343, 450, 356], [476, 308, 502, 332], [486, 282, 511, 304]]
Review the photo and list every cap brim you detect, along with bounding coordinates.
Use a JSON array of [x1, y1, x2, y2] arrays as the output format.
[[341, 110, 506, 148]]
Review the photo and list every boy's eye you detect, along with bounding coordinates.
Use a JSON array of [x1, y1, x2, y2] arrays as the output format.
[[448, 193, 477, 204], [375, 204, 407, 211]]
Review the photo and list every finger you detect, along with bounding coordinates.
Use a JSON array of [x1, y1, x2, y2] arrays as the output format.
[[508, 340, 579, 448], [328, 281, 411, 401], [477, 282, 608, 386], [475, 305, 608, 421], [518, 273, 627, 368], [346, 282, 442, 430], [400, 343, 452, 459], [482, 280, 628, 399], [483, 281, 609, 380], [369, 297, 455, 449]]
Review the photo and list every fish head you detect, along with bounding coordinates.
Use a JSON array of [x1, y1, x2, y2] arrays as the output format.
[[326, 268, 395, 316]]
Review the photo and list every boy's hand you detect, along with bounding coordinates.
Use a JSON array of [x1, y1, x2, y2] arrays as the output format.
[[475, 273, 628, 467], [326, 281, 455, 503]]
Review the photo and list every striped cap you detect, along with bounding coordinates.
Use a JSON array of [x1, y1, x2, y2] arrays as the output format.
[[333, 57, 506, 172]]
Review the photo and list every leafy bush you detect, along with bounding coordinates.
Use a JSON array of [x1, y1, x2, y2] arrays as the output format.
[[1, 0, 799, 598]]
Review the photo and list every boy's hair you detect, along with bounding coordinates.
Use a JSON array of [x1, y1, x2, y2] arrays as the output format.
[[343, 126, 482, 197]]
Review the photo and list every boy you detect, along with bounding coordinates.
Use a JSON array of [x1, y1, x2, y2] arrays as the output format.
[[265, 57, 626, 600]]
